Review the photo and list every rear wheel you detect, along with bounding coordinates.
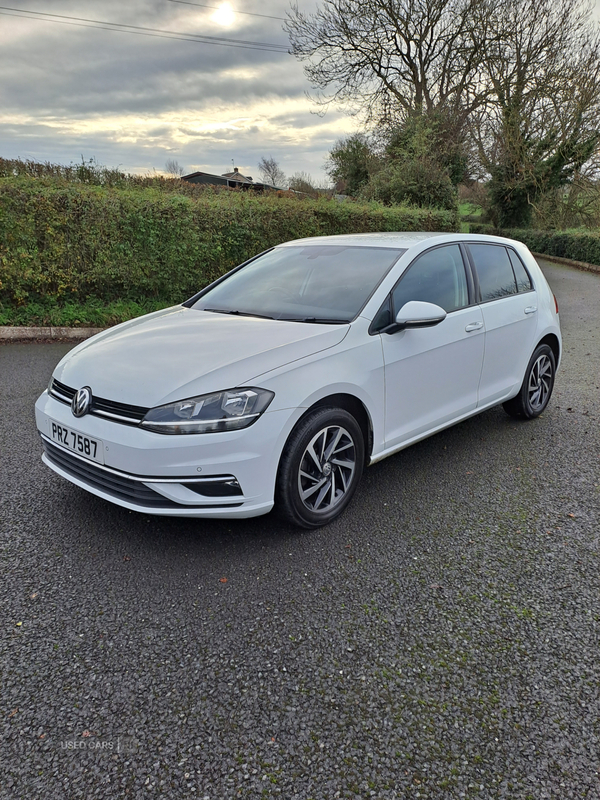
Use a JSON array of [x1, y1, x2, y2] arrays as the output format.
[[276, 407, 364, 528], [503, 344, 556, 420]]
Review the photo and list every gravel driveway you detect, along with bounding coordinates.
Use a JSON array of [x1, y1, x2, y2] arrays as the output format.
[[1, 259, 599, 799]]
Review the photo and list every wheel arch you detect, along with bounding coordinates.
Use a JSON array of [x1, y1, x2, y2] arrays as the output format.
[[274, 397, 369, 527], [286, 393, 373, 466], [536, 333, 560, 367]]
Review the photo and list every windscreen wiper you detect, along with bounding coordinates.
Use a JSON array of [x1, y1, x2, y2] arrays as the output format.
[[279, 317, 350, 324], [203, 308, 275, 320]]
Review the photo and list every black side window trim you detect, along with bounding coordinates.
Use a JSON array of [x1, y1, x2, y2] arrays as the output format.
[[462, 243, 481, 301], [465, 243, 535, 304], [459, 242, 477, 304]]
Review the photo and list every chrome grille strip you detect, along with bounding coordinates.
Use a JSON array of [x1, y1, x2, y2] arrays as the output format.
[[50, 379, 148, 426], [49, 388, 72, 404], [92, 409, 145, 424]]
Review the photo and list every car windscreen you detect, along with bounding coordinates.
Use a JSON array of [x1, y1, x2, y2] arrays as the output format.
[[191, 245, 406, 323]]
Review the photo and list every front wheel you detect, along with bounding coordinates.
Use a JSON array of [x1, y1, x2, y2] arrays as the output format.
[[276, 407, 364, 529], [503, 344, 556, 420]]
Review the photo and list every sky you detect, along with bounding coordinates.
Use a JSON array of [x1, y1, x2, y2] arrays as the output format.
[[0, 0, 360, 185], [2, 1, 599, 186]]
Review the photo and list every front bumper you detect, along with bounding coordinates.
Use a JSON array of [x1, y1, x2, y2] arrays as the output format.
[[35, 390, 292, 518]]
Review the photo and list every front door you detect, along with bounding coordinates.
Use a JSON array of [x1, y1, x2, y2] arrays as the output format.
[[381, 244, 485, 450]]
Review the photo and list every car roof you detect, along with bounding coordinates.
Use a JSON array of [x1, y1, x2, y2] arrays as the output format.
[[277, 231, 528, 251], [278, 232, 449, 249]]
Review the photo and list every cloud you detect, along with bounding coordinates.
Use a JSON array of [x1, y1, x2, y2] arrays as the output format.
[[0, 0, 356, 182]]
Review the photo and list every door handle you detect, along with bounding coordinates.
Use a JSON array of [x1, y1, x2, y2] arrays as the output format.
[[465, 321, 483, 332], [524, 306, 537, 314]]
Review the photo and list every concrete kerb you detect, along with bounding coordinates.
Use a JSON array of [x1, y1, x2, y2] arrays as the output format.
[[532, 252, 600, 275], [0, 326, 105, 341], [1, 252, 598, 343]]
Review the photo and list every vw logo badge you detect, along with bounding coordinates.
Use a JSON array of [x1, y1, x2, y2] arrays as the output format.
[[71, 386, 92, 418]]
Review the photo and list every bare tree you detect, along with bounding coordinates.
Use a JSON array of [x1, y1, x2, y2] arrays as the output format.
[[287, 0, 600, 225], [165, 159, 185, 177], [289, 171, 321, 196], [285, 0, 488, 126], [258, 156, 287, 187]]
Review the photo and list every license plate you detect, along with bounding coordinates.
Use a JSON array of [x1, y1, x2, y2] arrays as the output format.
[[48, 420, 104, 464]]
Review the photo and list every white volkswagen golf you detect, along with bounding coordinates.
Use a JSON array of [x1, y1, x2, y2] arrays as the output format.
[[35, 232, 561, 528]]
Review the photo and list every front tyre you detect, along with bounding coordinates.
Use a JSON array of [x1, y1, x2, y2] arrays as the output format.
[[503, 344, 556, 420], [276, 407, 364, 529]]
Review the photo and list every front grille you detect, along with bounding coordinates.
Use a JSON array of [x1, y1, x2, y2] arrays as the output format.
[[42, 440, 242, 509], [50, 379, 149, 426], [51, 379, 76, 403]]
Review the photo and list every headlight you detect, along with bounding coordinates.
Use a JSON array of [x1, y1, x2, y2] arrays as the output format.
[[140, 387, 275, 434]]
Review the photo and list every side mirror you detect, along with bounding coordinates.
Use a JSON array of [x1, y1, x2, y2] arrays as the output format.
[[393, 300, 447, 331]]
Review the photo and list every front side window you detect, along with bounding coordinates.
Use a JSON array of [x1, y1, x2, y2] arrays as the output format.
[[192, 245, 405, 323], [391, 244, 469, 314], [469, 244, 518, 301]]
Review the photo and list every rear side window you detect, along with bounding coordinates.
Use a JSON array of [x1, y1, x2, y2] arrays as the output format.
[[508, 249, 533, 292], [392, 244, 469, 314], [469, 244, 517, 301]]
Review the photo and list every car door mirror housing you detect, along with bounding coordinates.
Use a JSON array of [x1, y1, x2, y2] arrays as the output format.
[[382, 301, 447, 333]]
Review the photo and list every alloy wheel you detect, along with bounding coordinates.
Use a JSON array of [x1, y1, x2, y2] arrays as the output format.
[[527, 354, 553, 412], [297, 425, 356, 513]]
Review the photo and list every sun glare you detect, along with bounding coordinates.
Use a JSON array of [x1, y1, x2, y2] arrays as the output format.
[[212, 3, 236, 27]]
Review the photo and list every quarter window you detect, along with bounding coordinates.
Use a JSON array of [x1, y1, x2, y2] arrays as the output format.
[[469, 244, 518, 301], [508, 249, 533, 292], [392, 245, 469, 314]]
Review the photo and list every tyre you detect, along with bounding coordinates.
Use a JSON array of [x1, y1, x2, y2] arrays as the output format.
[[503, 344, 556, 420], [276, 407, 365, 529]]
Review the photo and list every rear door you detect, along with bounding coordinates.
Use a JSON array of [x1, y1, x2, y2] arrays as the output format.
[[467, 243, 538, 406]]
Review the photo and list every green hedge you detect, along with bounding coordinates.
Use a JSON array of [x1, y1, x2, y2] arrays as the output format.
[[0, 178, 458, 312], [469, 223, 600, 266]]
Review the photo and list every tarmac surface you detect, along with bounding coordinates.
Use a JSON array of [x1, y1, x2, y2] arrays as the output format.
[[1, 259, 599, 799]]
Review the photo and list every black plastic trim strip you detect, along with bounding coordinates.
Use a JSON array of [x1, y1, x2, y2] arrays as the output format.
[[42, 439, 243, 509]]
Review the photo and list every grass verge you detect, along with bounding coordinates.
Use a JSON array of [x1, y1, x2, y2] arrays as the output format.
[[0, 297, 169, 327]]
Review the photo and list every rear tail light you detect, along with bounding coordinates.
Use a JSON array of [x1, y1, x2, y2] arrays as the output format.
[[553, 293, 559, 314]]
